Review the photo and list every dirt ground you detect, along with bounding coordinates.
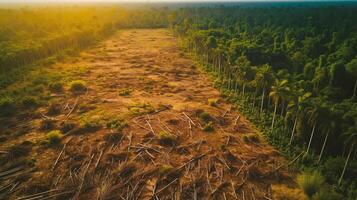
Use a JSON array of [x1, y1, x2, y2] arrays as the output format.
[[0, 29, 295, 200]]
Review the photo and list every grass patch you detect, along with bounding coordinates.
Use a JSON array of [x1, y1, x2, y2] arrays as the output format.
[[80, 117, 101, 131], [119, 88, 132, 96], [0, 96, 16, 116], [208, 98, 218, 106], [49, 82, 63, 93], [128, 102, 155, 116], [21, 96, 39, 108], [158, 131, 177, 146], [199, 111, 212, 123], [69, 80, 87, 93], [46, 130, 63, 145], [297, 171, 325, 199], [106, 118, 127, 131], [203, 122, 214, 132]]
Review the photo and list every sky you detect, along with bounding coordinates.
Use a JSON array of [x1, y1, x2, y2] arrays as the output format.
[[0, 0, 356, 2], [0, 0, 356, 3]]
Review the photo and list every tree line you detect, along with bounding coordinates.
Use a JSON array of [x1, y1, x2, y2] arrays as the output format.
[[169, 6, 357, 199]]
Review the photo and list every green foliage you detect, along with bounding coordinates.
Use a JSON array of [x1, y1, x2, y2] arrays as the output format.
[[128, 102, 155, 116], [208, 98, 218, 106], [199, 111, 212, 123], [297, 171, 325, 199], [106, 118, 127, 131], [203, 121, 214, 132], [46, 130, 63, 145], [21, 96, 39, 108], [49, 82, 63, 93], [158, 131, 177, 146], [69, 80, 87, 93], [119, 88, 132, 96], [0, 96, 16, 116], [312, 189, 344, 200]]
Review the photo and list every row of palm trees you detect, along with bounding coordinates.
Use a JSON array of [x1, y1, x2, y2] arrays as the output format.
[[176, 30, 357, 185]]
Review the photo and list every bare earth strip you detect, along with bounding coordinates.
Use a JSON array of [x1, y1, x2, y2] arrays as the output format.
[[1, 29, 294, 199]]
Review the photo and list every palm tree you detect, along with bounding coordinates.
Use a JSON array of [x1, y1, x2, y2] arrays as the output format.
[[305, 99, 325, 154], [339, 127, 357, 185], [317, 106, 335, 163], [346, 59, 357, 98], [254, 64, 274, 116], [269, 79, 290, 132]]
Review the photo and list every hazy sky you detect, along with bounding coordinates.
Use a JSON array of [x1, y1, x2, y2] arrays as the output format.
[[1, 0, 355, 2]]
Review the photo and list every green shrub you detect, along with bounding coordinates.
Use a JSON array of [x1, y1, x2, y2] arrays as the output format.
[[208, 98, 218, 106], [106, 118, 127, 130], [49, 82, 63, 93], [203, 122, 214, 132], [158, 131, 177, 146], [0, 96, 16, 116], [21, 96, 39, 108], [46, 130, 63, 145], [312, 189, 343, 200], [297, 171, 325, 199], [69, 80, 87, 93], [119, 89, 132, 96], [199, 111, 212, 123], [81, 118, 101, 131]]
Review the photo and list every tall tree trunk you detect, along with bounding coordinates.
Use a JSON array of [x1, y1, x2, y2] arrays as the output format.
[[252, 89, 257, 109], [318, 132, 329, 163], [280, 100, 285, 117], [339, 144, 354, 185], [306, 123, 316, 154], [289, 116, 298, 145], [271, 101, 278, 132], [242, 83, 246, 97], [260, 89, 265, 117], [353, 79, 357, 98]]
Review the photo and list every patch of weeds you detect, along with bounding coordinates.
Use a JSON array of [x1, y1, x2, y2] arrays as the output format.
[[80, 117, 101, 132], [46, 130, 63, 146], [32, 76, 48, 86], [158, 131, 177, 146], [297, 171, 325, 199], [69, 80, 87, 93], [49, 82, 63, 93], [203, 122, 214, 132], [242, 134, 260, 143], [119, 88, 132, 96], [106, 118, 127, 131], [128, 102, 155, 116], [208, 98, 218, 107], [21, 96, 39, 109], [0, 96, 16, 116], [271, 185, 307, 200], [199, 111, 212, 123], [159, 164, 173, 175]]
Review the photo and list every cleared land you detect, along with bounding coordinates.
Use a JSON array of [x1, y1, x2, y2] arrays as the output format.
[[0, 29, 294, 199]]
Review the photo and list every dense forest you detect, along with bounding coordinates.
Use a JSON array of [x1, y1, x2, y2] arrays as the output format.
[[0, 3, 357, 200], [170, 6, 357, 199], [0, 6, 168, 89]]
